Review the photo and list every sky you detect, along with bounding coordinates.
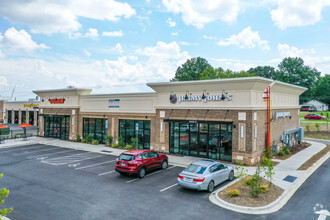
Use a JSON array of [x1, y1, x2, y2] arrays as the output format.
[[0, 0, 329, 100]]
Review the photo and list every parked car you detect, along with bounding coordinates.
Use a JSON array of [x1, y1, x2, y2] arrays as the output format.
[[115, 149, 168, 178], [300, 105, 317, 112], [177, 159, 234, 192], [304, 114, 326, 120]]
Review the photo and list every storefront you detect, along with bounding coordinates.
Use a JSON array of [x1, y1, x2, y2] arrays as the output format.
[[3, 101, 39, 126], [33, 77, 306, 164]]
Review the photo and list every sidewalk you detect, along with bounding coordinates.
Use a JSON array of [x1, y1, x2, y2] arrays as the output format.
[[0, 137, 329, 215]]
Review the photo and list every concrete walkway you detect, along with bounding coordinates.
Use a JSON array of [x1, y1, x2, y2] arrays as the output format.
[[0, 137, 329, 215]]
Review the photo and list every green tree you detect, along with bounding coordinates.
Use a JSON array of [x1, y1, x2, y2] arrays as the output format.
[[0, 174, 13, 218], [171, 57, 213, 81], [277, 57, 321, 103], [313, 75, 330, 105], [248, 66, 278, 80]]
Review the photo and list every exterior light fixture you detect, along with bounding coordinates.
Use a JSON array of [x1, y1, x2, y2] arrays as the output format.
[[221, 90, 228, 100], [202, 90, 207, 99], [42, 99, 44, 102], [48, 98, 50, 101], [185, 90, 190, 100]]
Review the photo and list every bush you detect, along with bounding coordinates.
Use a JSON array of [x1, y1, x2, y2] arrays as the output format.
[[227, 189, 240, 197], [250, 166, 263, 198], [244, 177, 253, 186], [118, 135, 124, 148], [278, 151, 285, 156], [315, 123, 320, 132], [0, 174, 13, 217], [262, 157, 273, 166], [75, 134, 81, 142], [112, 143, 119, 148], [263, 149, 273, 159], [306, 124, 310, 131], [283, 146, 291, 155], [131, 138, 137, 149], [81, 139, 87, 143], [259, 185, 269, 193], [92, 140, 99, 145], [85, 135, 93, 143], [235, 160, 248, 189], [125, 145, 133, 150], [105, 135, 113, 146]]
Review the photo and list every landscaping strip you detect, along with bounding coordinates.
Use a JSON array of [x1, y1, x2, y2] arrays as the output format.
[[297, 145, 330, 170]]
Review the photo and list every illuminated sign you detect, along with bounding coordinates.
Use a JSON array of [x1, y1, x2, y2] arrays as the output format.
[[109, 99, 120, 108], [23, 103, 39, 108], [50, 99, 64, 104], [172, 94, 232, 104]]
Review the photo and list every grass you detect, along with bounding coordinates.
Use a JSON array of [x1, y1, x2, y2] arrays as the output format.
[[305, 131, 330, 140], [297, 145, 330, 170], [300, 111, 330, 118]]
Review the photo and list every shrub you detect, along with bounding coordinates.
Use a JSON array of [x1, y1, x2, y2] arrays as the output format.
[[235, 160, 248, 189], [244, 177, 253, 186], [306, 124, 310, 131], [259, 185, 269, 193], [263, 158, 275, 187], [227, 189, 240, 197], [92, 140, 99, 145], [131, 138, 137, 149], [81, 139, 87, 143], [278, 151, 285, 156], [85, 135, 93, 143], [250, 166, 263, 198], [0, 174, 13, 218], [125, 145, 133, 150], [112, 143, 119, 148], [283, 146, 291, 155], [118, 135, 124, 148], [315, 123, 320, 132], [75, 134, 81, 142], [262, 157, 273, 166], [263, 149, 273, 159], [105, 135, 113, 147]]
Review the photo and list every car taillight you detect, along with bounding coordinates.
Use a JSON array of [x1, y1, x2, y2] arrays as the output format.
[[193, 178, 205, 182], [178, 174, 184, 179], [128, 161, 138, 166]]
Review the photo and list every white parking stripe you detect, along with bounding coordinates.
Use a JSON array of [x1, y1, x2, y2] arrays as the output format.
[[41, 153, 103, 166], [126, 166, 176, 183], [27, 149, 76, 159], [75, 160, 116, 170], [0, 145, 44, 153], [98, 170, 116, 176], [13, 147, 57, 156], [160, 183, 178, 192]]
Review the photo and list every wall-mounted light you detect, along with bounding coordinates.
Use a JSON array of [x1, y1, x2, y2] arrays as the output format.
[[185, 90, 190, 100], [42, 99, 44, 102], [48, 98, 50, 101], [221, 90, 228, 100], [202, 90, 208, 99], [169, 91, 175, 101]]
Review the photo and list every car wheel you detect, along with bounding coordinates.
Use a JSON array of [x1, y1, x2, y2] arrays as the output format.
[[161, 160, 168, 170], [138, 167, 146, 178], [306, 117, 309, 120], [228, 171, 234, 181], [207, 180, 214, 193]]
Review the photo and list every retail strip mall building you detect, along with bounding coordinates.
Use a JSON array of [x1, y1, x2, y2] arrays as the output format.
[[33, 77, 306, 164]]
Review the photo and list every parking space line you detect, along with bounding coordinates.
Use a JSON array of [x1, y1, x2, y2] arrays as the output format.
[[41, 153, 104, 166], [75, 160, 116, 170], [160, 183, 178, 192], [13, 147, 58, 156], [98, 170, 116, 176], [0, 145, 44, 153], [126, 166, 176, 183], [27, 149, 76, 159]]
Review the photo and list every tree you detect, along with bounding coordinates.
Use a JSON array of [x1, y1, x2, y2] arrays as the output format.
[[0, 174, 13, 218], [248, 66, 278, 80], [313, 75, 330, 105], [277, 57, 321, 103], [171, 57, 213, 81]]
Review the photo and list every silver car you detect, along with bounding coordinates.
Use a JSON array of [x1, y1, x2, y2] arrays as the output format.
[[177, 159, 234, 192]]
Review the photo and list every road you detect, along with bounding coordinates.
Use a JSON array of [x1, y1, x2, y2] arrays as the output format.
[[0, 143, 329, 220]]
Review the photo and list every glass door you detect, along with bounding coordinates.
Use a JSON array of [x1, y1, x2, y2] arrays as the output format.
[[189, 123, 198, 156], [209, 124, 220, 160]]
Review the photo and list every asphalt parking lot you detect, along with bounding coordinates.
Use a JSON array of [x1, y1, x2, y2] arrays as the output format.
[[0, 144, 245, 220]]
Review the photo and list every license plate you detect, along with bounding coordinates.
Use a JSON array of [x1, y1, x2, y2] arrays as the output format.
[[121, 162, 126, 166], [185, 177, 193, 182]]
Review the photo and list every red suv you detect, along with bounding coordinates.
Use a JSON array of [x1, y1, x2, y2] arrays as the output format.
[[304, 114, 326, 120], [115, 150, 168, 178]]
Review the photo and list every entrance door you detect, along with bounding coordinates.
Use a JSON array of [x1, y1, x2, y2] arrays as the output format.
[[189, 123, 198, 157]]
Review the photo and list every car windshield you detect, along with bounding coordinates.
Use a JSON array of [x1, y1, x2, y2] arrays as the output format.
[[184, 164, 207, 174], [118, 154, 135, 161]]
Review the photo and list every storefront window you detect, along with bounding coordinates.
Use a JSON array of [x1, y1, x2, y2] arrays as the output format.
[[14, 111, 19, 124], [44, 115, 70, 139], [169, 120, 232, 162], [21, 111, 26, 123], [83, 118, 107, 144], [119, 119, 150, 149], [7, 110, 12, 123], [29, 111, 34, 125]]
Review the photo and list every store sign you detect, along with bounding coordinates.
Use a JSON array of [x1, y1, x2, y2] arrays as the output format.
[[23, 103, 39, 108], [50, 99, 64, 104], [273, 112, 291, 120], [109, 99, 120, 108], [173, 94, 232, 104]]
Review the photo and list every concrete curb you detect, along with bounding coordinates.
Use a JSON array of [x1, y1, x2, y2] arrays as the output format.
[[209, 148, 330, 214], [0, 215, 11, 220]]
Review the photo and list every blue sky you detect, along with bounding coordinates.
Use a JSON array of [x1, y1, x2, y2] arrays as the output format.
[[0, 0, 329, 100]]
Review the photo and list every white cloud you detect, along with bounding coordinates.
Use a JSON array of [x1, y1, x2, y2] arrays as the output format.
[[217, 27, 270, 50], [167, 18, 176, 27], [162, 0, 239, 28], [102, 30, 124, 37], [277, 43, 305, 58], [203, 35, 216, 40], [0, 76, 8, 86], [271, 0, 330, 29], [71, 28, 99, 39], [171, 32, 178, 36], [0, 27, 49, 51], [179, 41, 198, 46], [84, 49, 91, 57], [0, 0, 135, 34], [113, 43, 124, 53]]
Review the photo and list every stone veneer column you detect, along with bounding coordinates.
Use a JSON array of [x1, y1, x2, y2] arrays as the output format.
[[11, 109, 14, 124]]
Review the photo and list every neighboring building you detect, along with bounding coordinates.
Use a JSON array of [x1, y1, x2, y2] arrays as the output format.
[[0, 100, 4, 123], [3, 100, 40, 126], [302, 100, 329, 111], [33, 77, 306, 164]]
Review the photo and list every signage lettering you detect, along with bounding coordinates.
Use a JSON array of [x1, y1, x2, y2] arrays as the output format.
[[23, 103, 39, 108], [50, 99, 64, 104], [177, 94, 232, 103], [109, 99, 120, 108]]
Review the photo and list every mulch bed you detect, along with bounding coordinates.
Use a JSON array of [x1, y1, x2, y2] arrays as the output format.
[[274, 142, 311, 160], [218, 176, 284, 207], [298, 145, 330, 170]]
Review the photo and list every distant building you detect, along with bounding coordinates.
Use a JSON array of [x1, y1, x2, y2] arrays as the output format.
[[0, 100, 4, 123], [3, 99, 40, 126], [302, 100, 329, 111]]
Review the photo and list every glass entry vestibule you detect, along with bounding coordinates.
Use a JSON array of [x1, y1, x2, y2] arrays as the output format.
[[168, 120, 232, 162], [44, 115, 70, 140]]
